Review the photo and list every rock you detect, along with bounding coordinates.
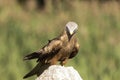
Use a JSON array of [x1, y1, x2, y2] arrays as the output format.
[[35, 65, 83, 80]]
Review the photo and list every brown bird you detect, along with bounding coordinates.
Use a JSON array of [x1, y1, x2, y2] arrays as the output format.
[[23, 22, 80, 79]]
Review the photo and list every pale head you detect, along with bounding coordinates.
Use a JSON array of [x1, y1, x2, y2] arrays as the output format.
[[66, 21, 78, 35]]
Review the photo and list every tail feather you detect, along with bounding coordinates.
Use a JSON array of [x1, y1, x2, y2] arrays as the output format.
[[23, 63, 41, 79], [23, 52, 40, 60], [23, 63, 50, 79]]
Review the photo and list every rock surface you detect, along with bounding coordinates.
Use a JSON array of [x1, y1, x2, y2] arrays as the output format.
[[35, 65, 83, 80]]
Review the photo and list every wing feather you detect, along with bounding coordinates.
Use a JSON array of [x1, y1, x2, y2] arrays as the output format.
[[41, 39, 62, 54], [37, 39, 62, 62], [23, 38, 62, 62]]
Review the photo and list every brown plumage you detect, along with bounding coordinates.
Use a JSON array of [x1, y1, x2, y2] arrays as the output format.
[[23, 22, 80, 79]]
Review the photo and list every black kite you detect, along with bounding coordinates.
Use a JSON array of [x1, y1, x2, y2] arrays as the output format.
[[23, 22, 80, 79]]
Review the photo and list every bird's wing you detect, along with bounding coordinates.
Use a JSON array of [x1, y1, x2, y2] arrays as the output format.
[[40, 38, 62, 55], [69, 39, 79, 59], [24, 38, 62, 61], [37, 38, 62, 62]]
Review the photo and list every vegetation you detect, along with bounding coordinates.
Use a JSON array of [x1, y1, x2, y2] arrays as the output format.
[[0, 1, 120, 80]]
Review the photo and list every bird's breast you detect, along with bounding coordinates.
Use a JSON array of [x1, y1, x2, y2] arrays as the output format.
[[58, 43, 73, 59]]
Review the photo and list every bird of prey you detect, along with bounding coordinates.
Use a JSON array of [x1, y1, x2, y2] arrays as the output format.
[[23, 21, 80, 79]]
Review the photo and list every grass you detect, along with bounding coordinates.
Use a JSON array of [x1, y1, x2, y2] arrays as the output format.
[[0, 1, 120, 80]]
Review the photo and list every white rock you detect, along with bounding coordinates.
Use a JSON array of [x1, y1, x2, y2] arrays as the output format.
[[35, 65, 83, 80]]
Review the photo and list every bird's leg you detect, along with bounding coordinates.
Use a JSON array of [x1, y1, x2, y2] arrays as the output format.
[[60, 58, 68, 66], [49, 57, 58, 65]]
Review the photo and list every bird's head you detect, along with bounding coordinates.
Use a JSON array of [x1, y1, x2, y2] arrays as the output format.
[[66, 21, 78, 36]]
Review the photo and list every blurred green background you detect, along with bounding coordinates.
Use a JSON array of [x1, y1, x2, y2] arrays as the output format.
[[0, 0, 120, 80]]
